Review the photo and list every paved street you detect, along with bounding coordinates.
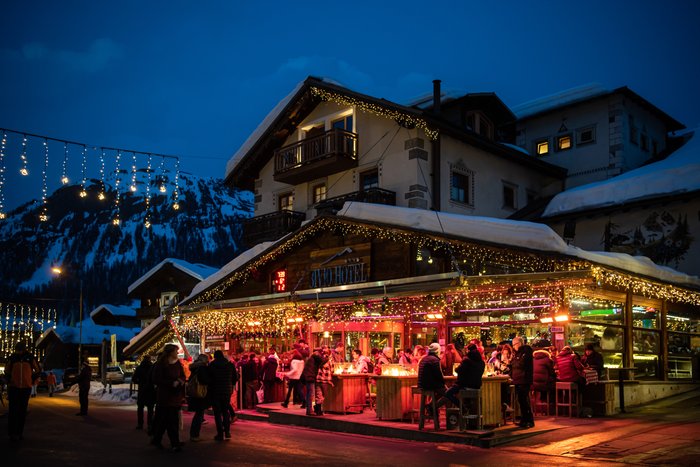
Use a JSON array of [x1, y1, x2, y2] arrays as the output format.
[[1, 389, 699, 466]]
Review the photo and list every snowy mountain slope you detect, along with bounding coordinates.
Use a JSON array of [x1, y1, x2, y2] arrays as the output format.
[[0, 172, 253, 321]]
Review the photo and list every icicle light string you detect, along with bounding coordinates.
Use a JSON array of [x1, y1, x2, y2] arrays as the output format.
[[113, 149, 122, 226], [19, 134, 28, 176], [99, 148, 106, 200], [172, 157, 180, 210], [79, 145, 87, 198], [130, 151, 137, 192], [144, 153, 152, 228], [0, 302, 53, 359], [0, 131, 6, 219], [61, 142, 69, 185], [39, 139, 49, 222], [158, 156, 167, 193]]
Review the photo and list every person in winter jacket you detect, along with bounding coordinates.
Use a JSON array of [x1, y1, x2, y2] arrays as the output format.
[[132, 357, 156, 433], [436, 344, 484, 409], [352, 349, 371, 374], [555, 346, 585, 386], [511, 336, 534, 428], [240, 353, 260, 409], [315, 346, 334, 416], [532, 344, 556, 404], [581, 344, 604, 378], [260, 351, 279, 403], [417, 343, 445, 397], [6, 342, 40, 441], [280, 350, 304, 408], [301, 347, 327, 416], [187, 354, 210, 442], [208, 350, 238, 441], [46, 371, 57, 396], [440, 343, 463, 376], [76, 359, 92, 416], [151, 344, 186, 452]]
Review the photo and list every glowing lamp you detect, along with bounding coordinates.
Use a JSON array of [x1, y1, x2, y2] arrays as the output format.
[[130, 185, 137, 192], [554, 314, 569, 322], [159, 185, 166, 193], [61, 176, 69, 184], [98, 192, 105, 200], [540, 316, 553, 324], [144, 220, 151, 229], [323, 331, 330, 338], [39, 214, 48, 222], [20, 168, 29, 176], [0, 212, 5, 219], [294, 317, 303, 323], [173, 203, 180, 210], [79, 190, 87, 198], [112, 218, 120, 226], [51, 267, 63, 275], [434, 313, 443, 319]]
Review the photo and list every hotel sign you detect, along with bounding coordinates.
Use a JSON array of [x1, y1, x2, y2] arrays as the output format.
[[309, 243, 371, 288]]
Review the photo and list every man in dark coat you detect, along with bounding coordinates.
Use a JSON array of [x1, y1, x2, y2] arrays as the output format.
[[151, 344, 186, 452], [436, 344, 485, 409], [240, 353, 259, 409], [76, 359, 92, 416], [581, 344, 604, 378], [132, 356, 156, 433], [260, 351, 279, 403], [511, 336, 534, 428], [418, 343, 446, 398], [301, 348, 327, 416], [208, 350, 237, 441], [6, 342, 40, 441]]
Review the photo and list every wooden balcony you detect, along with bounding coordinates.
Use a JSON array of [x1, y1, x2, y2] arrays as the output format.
[[315, 188, 396, 216], [242, 210, 306, 246], [274, 128, 358, 185]]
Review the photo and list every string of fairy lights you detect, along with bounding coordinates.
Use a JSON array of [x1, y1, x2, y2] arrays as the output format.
[[310, 87, 440, 140], [0, 302, 57, 359], [0, 127, 182, 225]]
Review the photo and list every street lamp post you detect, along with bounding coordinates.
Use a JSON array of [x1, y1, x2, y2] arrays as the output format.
[[52, 265, 83, 368]]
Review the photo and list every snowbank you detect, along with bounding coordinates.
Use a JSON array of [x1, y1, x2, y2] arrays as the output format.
[[62, 381, 136, 405]]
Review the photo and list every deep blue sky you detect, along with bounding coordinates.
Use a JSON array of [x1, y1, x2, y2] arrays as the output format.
[[1, 0, 699, 211]]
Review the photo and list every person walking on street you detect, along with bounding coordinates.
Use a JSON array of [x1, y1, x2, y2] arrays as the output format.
[[46, 371, 57, 397], [511, 336, 535, 428], [208, 350, 238, 441], [76, 359, 92, 416], [240, 352, 259, 409], [151, 344, 186, 452], [132, 356, 156, 434], [6, 342, 40, 441], [187, 354, 211, 442]]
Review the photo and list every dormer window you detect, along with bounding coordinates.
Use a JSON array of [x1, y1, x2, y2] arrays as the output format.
[[465, 112, 494, 140], [535, 139, 550, 156], [557, 134, 572, 151]]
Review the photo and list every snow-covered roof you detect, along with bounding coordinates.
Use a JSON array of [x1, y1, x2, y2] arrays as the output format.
[[225, 80, 308, 181], [181, 240, 278, 304], [512, 84, 608, 119], [127, 315, 164, 346], [127, 258, 217, 295], [499, 142, 530, 156], [336, 202, 700, 288], [35, 327, 60, 347], [122, 315, 175, 356], [89, 304, 137, 319], [51, 319, 140, 345], [543, 133, 700, 217]]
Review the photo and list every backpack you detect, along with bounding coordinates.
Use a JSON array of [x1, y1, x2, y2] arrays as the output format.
[[186, 370, 207, 399]]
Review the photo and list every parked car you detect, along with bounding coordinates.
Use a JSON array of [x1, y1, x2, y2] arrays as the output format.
[[105, 366, 125, 384], [63, 368, 80, 387]]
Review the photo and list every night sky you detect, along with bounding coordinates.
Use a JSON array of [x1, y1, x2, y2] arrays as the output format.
[[1, 0, 699, 211]]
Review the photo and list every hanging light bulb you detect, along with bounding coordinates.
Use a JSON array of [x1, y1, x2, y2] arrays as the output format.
[[80, 190, 87, 198], [20, 167, 28, 176], [159, 184, 167, 193], [61, 142, 69, 184], [61, 176, 69, 185], [19, 135, 29, 176], [144, 220, 151, 229], [98, 192, 105, 200], [112, 218, 120, 226], [173, 202, 180, 210], [130, 185, 137, 192]]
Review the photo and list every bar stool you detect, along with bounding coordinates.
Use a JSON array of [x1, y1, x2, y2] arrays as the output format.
[[555, 381, 580, 417], [458, 388, 482, 430], [531, 389, 551, 416], [416, 388, 440, 431], [409, 386, 421, 423]]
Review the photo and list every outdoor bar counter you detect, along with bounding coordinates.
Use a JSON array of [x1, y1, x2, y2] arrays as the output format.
[[323, 373, 370, 414], [375, 373, 509, 426]]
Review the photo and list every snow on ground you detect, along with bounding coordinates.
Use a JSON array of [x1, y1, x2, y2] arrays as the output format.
[[61, 381, 136, 405]]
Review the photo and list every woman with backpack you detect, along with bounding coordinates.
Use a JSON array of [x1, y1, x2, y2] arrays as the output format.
[[187, 353, 210, 442]]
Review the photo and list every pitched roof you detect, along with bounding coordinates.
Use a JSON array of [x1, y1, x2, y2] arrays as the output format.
[[513, 84, 685, 131], [127, 258, 217, 295], [182, 202, 700, 306], [89, 304, 137, 320], [225, 76, 566, 191], [543, 132, 700, 218]]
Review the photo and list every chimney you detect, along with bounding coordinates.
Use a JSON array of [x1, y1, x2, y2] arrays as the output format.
[[433, 79, 441, 114]]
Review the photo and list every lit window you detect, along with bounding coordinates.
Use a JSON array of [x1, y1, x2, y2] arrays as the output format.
[[313, 184, 327, 204], [450, 171, 471, 205], [536, 139, 549, 156], [576, 126, 596, 145], [503, 183, 517, 210], [278, 192, 294, 211], [557, 135, 572, 151]]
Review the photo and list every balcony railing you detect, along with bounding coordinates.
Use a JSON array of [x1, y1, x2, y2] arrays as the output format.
[[315, 188, 396, 216], [274, 128, 358, 185], [242, 210, 306, 246]]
